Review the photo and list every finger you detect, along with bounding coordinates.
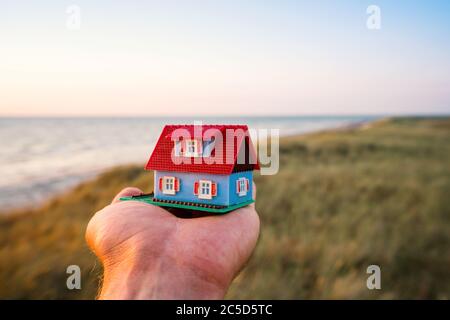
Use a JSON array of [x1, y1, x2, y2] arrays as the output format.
[[188, 201, 260, 275], [248, 181, 257, 208], [111, 187, 143, 204], [220, 181, 258, 230], [191, 181, 259, 230]]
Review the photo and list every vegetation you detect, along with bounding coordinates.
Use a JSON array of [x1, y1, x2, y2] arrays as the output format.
[[1, 118, 449, 299]]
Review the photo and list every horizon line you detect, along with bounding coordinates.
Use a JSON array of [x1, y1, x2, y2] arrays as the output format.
[[1, 113, 449, 119]]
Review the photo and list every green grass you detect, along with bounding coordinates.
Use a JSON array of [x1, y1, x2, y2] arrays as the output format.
[[1, 117, 449, 299]]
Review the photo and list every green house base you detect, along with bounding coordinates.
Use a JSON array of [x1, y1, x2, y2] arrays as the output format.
[[120, 194, 254, 213]]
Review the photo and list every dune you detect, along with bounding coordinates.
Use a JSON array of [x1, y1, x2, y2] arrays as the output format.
[[0, 117, 449, 299]]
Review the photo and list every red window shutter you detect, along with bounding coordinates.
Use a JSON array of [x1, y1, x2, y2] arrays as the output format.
[[236, 179, 240, 193], [194, 181, 199, 195], [246, 178, 249, 191], [211, 182, 217, 196], [174, 178, 179, 192], [159, 177, 163, 191]]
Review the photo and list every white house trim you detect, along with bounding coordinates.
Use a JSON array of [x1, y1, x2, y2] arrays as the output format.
[[236, 177, 249, 197], [184, 139, 202, 157], [162, 176, 176, 195], [198, 180, 212, 199]]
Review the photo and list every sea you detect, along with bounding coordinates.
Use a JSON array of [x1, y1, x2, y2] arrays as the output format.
[[0, 116, 377, 211]]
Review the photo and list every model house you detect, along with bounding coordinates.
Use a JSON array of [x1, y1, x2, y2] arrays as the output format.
[[141, 124, 259, 212]]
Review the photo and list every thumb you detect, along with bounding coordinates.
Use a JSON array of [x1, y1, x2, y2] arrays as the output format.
[[111, 187, 143, 204], [248, 181, 257, 208]]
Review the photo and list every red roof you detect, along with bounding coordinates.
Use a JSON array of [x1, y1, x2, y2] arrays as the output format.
[[145, 124, 260, 174]]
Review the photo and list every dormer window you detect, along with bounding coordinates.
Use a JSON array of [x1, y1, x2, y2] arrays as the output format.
[[174, 139, 203, 157], [185, 139, 198, 156]]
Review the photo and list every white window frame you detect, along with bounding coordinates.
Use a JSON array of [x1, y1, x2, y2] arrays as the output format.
[[237, 178, 248, 197], [198, 180, 212, 199], [184, 139, 202, 157], [162, 176, 176, 195]]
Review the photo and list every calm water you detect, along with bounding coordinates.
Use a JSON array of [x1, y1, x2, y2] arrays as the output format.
[[0, 116, 376, 210]]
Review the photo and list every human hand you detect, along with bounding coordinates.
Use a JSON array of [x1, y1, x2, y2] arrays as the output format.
[[85, 185, 260, 299]]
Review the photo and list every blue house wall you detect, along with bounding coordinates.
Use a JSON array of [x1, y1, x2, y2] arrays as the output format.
[[154, 170, 253, 206], [154, 171, 229, 206]]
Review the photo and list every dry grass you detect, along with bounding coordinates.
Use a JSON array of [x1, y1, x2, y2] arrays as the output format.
[[1, 117, 449, 299]]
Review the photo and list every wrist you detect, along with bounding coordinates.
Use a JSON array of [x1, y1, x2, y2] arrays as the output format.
[[98, 248, 227, 299]]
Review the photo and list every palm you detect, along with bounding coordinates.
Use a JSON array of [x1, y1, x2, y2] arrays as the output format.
[[86, 187, 260, 293]]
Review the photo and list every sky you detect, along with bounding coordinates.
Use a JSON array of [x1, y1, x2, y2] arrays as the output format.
[[1, 0, 449, 116]]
